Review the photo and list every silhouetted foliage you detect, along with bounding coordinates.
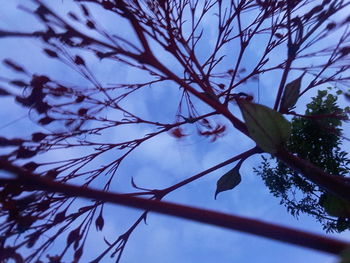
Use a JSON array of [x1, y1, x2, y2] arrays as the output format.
[[255, 89, 350, 232]]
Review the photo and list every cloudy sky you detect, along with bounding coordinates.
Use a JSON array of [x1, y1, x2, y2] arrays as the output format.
[[0, 1, 349, 262]]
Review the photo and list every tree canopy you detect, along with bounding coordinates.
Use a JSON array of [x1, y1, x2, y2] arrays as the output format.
[[255, 89, 350, 232]]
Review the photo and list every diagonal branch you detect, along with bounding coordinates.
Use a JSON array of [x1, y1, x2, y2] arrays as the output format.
[[0, 160, 348, 255]]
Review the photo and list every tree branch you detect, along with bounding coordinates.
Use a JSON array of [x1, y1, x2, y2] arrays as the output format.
[[0, 160, 348, 255]]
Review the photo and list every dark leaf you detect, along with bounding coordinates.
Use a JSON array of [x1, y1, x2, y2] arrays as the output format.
[[309, 5, 323, 14], [17, 215, 35, 232], [32, 132, 47, 142], [279, 73, 304, 113], [23, 162, 39, 171], [34, 101, 51, 114], [74, 246, 83, 261], [275, 33, 283, 39], [43, 49, 58, 58], [26, 232, 41, 248], [46, 170, 59, 179], [74, 55, 85, 66], [215, 166, 241, 199], [39, 117, 54, 125], [53, 211, 66, 224], [320, 194, 350, 217], [67, 227, 80, 245], [78, 108, 88, 116], [16, 147, 37, 159], [218, 83, 225, 90], [80, 4, 90, 16], [68, 12, 79, 21], [55, 85, 68, 93], [102, 1, 115, 10], [75, 95, 85, 103], [339, 248, 350, 263], [95, 212, 104, 231], [86, 20, 95, 29], [340, 46, 350, 56], [16, 194, 38, 210], [0, 87, 11, 96], [30, 75, 50, 88], [16, 96, 34, 107], [78, 205, 94, 213], [326, 22, 336, 30], [11, 80, 27, 87], [3, 59, 26, 73], [0, 137, 23, 146]]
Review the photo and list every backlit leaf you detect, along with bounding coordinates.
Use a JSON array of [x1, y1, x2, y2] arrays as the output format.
[[320, 194, 350, 218], [0, 87, 11, 96], [16, 147, 37, 159], [238, 100, 291, 154], [67, 228, 80, 245], [280, 73, 304, 113], [215, 166, 241, 199], [3, 59, 26, 73], [95, 212, 104, 231]]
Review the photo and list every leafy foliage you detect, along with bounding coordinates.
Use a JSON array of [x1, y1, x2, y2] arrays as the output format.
[[255, 90, 350, 232]]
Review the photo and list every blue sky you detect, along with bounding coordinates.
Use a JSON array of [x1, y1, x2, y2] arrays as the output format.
[[0, 1, 350, 262]]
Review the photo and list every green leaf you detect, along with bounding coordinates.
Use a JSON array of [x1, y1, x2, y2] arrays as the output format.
[[320, 194, 350, 218], [339, 248, 350, 263], [238, 100, 291, 154], [215, 166, 241, 199], [279, 73, 304, 113]]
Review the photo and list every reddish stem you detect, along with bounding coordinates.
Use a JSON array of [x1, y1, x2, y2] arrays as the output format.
[[0, 160, 348, 255]]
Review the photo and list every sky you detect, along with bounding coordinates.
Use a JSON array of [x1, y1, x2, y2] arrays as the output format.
[[0, 1, 350, 262]]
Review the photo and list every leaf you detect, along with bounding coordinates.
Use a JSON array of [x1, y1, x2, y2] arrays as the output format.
[[3, 59, 26, 73], [11, 80, 27, 87], [80, 4, 90, 16], [30, 75, 50, 87], [339, 248, 350, 263], [26, 232, 41, 248], [78, 108, 88, 116], [95, 212, 104, 231], [32, 132, 47, 142], [46, 170, 59, 179], [320, 194, 350, 218], [238, 100, 291, 154], [74, 246, 83, 261], [43, 48, 58, 58], [75, 95, 85, 103], [279, 73, 305, 113], [86, 20, 95, 29], [170, 127, 187, 138], [53, 211, 66, 224], [68, 12, 80, 21], [0, 87, 11, 96], [215, 166, 241, 199], [39, 116, 54, 125], [74, 55, 85, 66], [67, 227, 80, 245], [16, 147, 37, 159], [0, 137, 23, 146], [23, 162, 39, 171]]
